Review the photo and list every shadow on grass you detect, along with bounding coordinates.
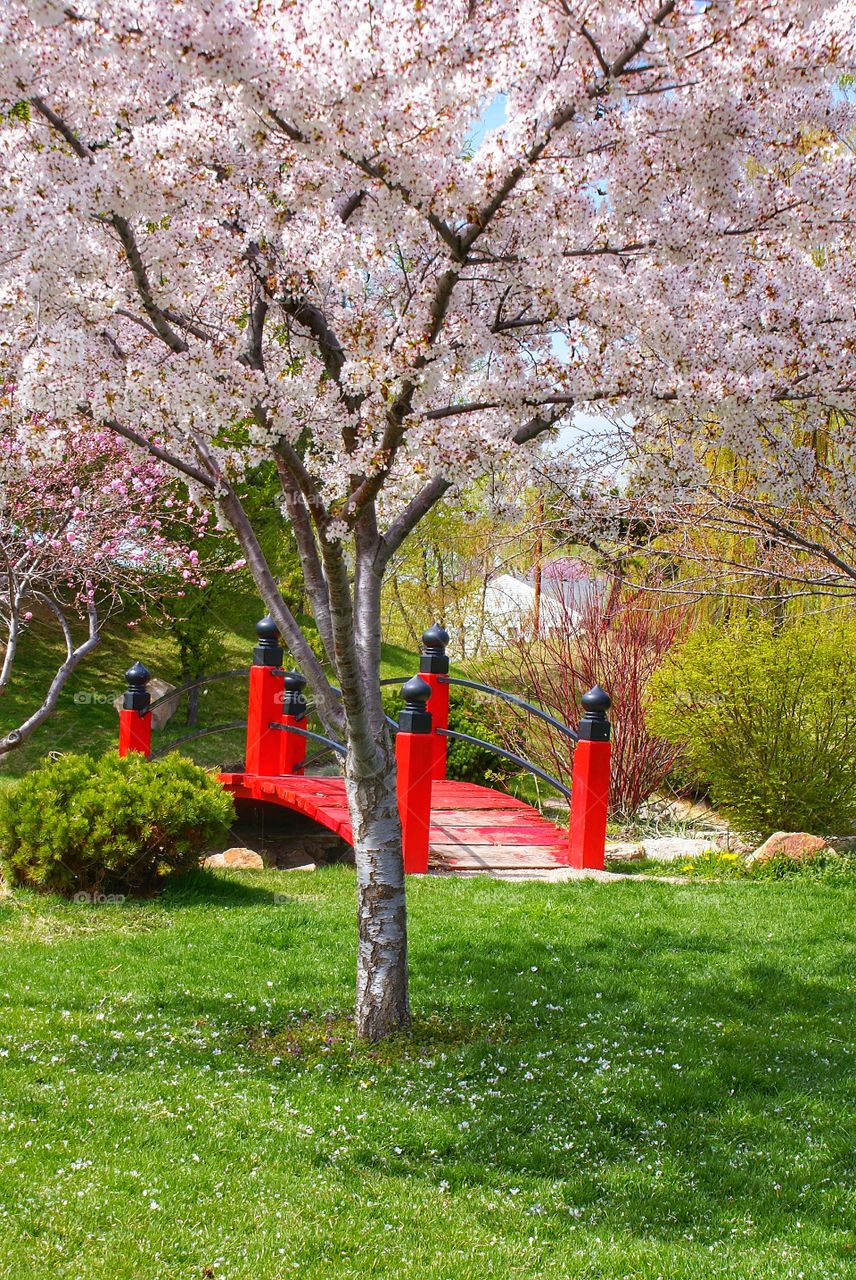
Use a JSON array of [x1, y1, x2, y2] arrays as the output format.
[[160, 867, 294, 908]]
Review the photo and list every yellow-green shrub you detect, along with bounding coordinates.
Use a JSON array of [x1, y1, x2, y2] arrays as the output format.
[[650, 617, 856, 835]]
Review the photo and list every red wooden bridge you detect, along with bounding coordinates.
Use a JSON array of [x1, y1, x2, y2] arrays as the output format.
[[118, 619, 612, 874], [217, 774, 577, 874]]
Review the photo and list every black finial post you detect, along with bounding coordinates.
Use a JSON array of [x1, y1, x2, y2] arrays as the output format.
[[253, 614, 284, 668], [398, 674, 433, 734], [123, 661, 151, 712], [419, 622, 450, 675], [578, 685, 611, 742], [282, 669, 307, 721]]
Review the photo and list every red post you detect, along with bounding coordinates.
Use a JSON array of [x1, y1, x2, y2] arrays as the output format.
[[395, 675, 434, 874], [118, 661, 152, 758], [281, 669, 307, 776], [568, 685, 612, 870], [245, 615, 285, 777], [420, 622, 450, 780]]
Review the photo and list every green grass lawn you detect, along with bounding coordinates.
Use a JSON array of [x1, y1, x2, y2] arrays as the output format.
[[0, 870, 853, 1279]]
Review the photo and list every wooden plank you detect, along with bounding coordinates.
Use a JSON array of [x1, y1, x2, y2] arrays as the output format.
[[430, 817, 563, 833], [431, 795, 525, 811], [430, 845, 566, 868], [427, 808, 547, 819], [431, 843, 566, 860], [429, 827, 566, 847], [429, 849, 562, 870]]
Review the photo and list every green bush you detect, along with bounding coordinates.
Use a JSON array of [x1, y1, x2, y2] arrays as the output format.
[[649, 616, 856, 836], [0, 752, 235, 897], [383, 685, 517, 787]]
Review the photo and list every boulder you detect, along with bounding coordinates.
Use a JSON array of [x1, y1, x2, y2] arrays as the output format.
[[113, 677, 180, 732], [203, 847, 265, 870], [747, 832, 828, 865], [604, 842, 645, 863]]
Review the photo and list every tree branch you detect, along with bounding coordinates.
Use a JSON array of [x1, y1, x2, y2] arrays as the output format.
[[0, 599, 100, 757], [30, 95, 207, 354], [274, 455, 337, 664], [98, 414, 218, 490], [379, 476, 452, 565]]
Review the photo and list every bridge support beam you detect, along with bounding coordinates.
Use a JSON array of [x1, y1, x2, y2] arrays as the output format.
[[396, 676, 434, 874], [419, 622, 450, 781], [568, 686, 612, 870], [118, 662, 152, 758], [245, 615, 285, 777]]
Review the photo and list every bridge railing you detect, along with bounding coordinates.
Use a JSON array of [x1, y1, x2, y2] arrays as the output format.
[[117, 612, 612, 872], [117, 661, 251, 761], [411, 623, 612, 870]]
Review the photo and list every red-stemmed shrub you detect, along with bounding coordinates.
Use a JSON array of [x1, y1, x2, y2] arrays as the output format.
[[480, 584, 692, 819]]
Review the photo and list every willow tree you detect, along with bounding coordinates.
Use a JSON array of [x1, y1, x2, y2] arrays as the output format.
[[1, 0, 852, 1037]]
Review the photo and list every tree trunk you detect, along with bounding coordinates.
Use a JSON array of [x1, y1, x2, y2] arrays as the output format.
[[186, 678, 200, 728], [223, 482, 411, 1040], [319, 525, 412, 1039], [346, 731, 410, 1040]]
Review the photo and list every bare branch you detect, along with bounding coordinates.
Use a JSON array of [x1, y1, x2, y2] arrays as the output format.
[[29, 94, 93, 160], [0, 600, 100, 757], [107, 214, 190, 353], [274, 455, 337, 664]]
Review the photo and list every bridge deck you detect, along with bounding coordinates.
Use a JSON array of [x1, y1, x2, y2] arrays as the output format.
[[219, 773, 571, 873]]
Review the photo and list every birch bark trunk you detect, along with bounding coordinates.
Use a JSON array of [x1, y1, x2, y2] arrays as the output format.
[[346, 730, 409, 1040], [329, 531, 410, 1039]]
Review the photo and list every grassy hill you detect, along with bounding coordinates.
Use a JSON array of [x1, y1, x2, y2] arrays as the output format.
[[0, 602, 418, 778]]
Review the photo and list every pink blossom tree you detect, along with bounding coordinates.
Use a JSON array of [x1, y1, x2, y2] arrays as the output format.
[[0, 1, 852, 1037], [0, 409, 200, 755]]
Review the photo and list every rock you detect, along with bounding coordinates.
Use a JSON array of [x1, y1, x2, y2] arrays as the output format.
[[641, 837, 719, 862], [747, 832, 828, 865], [285, 861, 317, 872], [828, 836, 856, 853], [113, 677, 180, 732], [203, 847, 265, 870], [223, 847, 265, 869], [604, 842, 645, 863]]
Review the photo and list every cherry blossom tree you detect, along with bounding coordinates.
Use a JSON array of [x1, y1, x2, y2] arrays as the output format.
[[0, 0, 853, 1037], [0, 408, 200, 755]]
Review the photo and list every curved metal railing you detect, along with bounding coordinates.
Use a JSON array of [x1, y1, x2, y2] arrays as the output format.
[[298, 673, 576, 795], [305, 683, 399, 732], [302, 744, 340, 771], [269, 721, 347, 758], [439, 675, 578, 742], [435, 728, 571, 799], [147, 668, 250, 715], [149, 719, 248, 760], [141, 659, 575, 793]]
